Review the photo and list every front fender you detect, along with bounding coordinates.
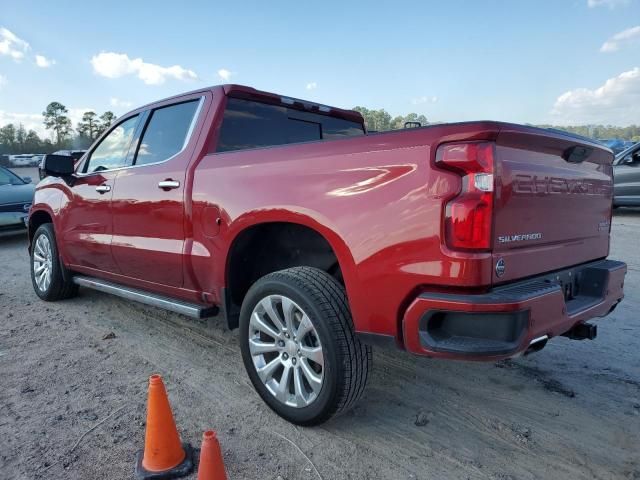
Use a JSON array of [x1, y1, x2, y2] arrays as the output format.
[[28, 179, 65, 250]]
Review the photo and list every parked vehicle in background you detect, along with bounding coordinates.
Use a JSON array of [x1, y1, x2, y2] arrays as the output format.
[[613, 142, 640, 207], [28, 84, 626, 425], [9, 154, 37, 167], [30, 154, 45, 167], [600, 139, 630, 155], [0, 166, 34, 232], [53, 150, 86, 160]]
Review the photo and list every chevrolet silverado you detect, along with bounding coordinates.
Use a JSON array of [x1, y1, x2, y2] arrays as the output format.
[[29, 85, 626, 425]]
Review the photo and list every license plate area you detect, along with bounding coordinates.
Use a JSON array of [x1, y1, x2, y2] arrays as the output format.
[[539, 262, 611, 313], [551, 270, 581, 301]]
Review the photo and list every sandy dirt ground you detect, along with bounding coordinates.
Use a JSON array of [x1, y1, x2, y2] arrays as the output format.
[[1, 178, 639, 479]]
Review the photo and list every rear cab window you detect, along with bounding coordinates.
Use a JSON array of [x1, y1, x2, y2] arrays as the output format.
[[216, 97, 365, 152]]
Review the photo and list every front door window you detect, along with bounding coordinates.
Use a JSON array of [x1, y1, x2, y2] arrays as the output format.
[[85, 116, 139, 173]]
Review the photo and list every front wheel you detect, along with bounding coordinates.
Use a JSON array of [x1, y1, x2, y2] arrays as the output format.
[[30, 223, 78, 301], [239, 267, 371, 425]]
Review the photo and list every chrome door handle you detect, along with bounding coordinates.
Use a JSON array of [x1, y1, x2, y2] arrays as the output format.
[[158, 180, 180, 190], [95, 185, 111, 193]]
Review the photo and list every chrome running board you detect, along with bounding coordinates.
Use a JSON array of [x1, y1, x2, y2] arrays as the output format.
[[73, 276, 218, 319]]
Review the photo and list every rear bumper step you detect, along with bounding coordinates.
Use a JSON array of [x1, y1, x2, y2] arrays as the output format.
[[402, 259, 626, 361], [73, 276, 218, 319]]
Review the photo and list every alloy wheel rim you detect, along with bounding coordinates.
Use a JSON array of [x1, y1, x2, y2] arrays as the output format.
[[248, 294, 324, 408], [33, 234, 53, 292]]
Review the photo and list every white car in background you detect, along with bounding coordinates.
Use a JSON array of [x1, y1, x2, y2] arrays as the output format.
[[53, 150, 86, 159], [9, 155, 36, 167]]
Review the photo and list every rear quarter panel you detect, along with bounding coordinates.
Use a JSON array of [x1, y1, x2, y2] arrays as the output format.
[[190, 124, 501, 337]]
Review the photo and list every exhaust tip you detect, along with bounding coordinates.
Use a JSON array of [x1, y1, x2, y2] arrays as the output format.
[[524, 335, 548, 356]]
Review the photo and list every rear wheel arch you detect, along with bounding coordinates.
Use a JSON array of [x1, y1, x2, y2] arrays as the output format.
[[224, 220, 356, 330]]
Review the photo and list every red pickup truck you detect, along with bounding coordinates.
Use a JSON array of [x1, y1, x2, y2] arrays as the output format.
[[29, 85, 626, 425]]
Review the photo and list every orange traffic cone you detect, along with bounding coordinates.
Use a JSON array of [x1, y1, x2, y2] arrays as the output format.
[[135, 374, 194, 479], [197, 430, 227, 480]]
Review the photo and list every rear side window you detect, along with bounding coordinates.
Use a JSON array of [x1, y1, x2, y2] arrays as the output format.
[[135, 100, 200, 166], [216, 98, 364, 152]]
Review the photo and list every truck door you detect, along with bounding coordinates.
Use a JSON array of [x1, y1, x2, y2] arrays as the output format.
[[61, 114, 140, 273], [110, 96, 205, 288]]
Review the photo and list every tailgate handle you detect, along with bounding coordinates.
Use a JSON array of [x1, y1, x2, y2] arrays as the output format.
[[562, 145, 593, 164]]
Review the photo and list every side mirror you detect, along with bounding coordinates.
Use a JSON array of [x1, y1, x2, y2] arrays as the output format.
[[42, 154, 75, 178], [22, 176, 32, 183]]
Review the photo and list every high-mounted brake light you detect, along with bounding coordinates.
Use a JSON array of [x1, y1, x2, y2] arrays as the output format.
[[436, 142, 495, 251], [281, 96, 332, 113]]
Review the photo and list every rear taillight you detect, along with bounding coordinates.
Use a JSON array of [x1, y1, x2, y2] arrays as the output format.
[[436, 142, 495, 251]]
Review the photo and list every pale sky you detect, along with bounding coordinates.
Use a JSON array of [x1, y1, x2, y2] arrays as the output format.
[[1, 0, 639, 137]]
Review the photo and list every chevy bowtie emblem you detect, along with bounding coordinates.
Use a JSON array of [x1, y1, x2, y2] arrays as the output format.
[[495, 258, 506, 277]]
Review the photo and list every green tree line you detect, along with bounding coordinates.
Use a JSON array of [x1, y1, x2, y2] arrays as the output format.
[[353, 107, 640, 142], [353, 106, 429, 132], [0, 102, 116, 155], [533, 124, 640, 143], [1, 103, 639, 155]]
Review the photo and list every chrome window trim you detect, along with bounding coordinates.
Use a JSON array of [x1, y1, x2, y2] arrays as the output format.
[[76, 96, 204, 177]]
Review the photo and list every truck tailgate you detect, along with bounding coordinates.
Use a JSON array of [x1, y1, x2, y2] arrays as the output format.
[[492, 127, 614, 284]]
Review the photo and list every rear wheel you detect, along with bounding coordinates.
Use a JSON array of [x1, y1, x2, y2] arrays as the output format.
[[239, 267, 371, 425], [30, 223, 78, 301]]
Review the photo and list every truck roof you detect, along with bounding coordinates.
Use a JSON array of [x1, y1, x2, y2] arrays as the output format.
[[122, 84, 364, 125]]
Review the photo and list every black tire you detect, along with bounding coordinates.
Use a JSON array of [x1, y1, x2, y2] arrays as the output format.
[[30, 223, 78, 301], [239, 267, 371, 425]]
